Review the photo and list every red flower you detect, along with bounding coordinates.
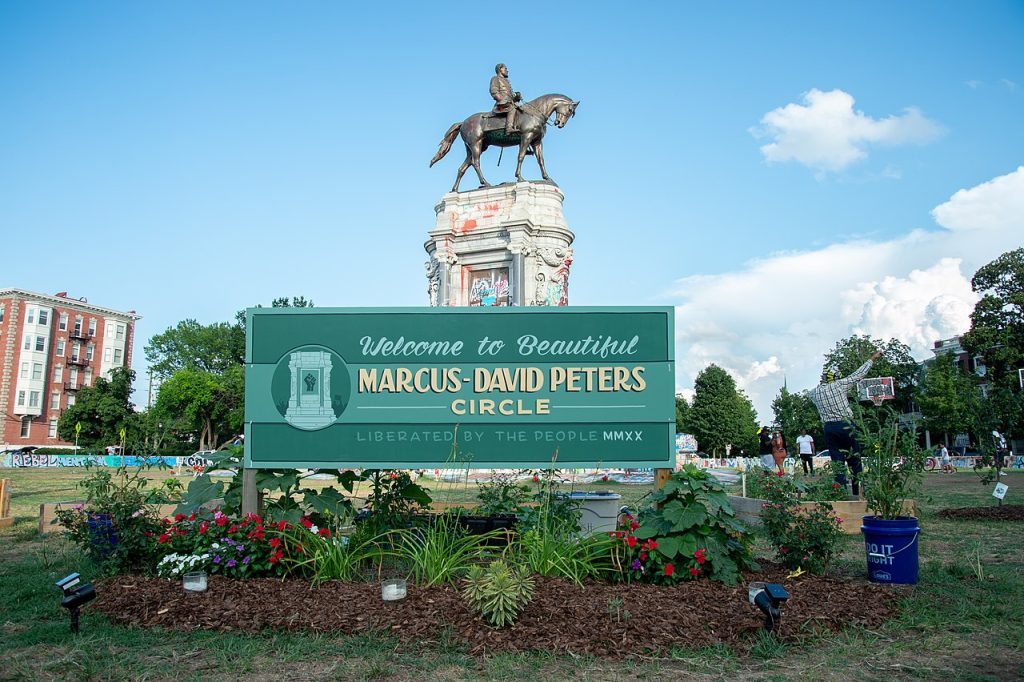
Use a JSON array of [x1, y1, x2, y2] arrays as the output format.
[[639, 552, 648, 561], [269, 538, 282, 549], [532, 474, 540, 483], [228, 525, 238, 533], [664, 564, 675, 577], [300, 517, 313, 529], [626, 535, 637, 548], [269, 551, 282, 565], [188, 513, 196, 521], [776, 470, 785, 477], [694, 549, 707, 565], [630, 521, 639, 531], [601, 475, 609, 482], [199, 521, 209, 534], [318, 528, 331, 537], [276, 520, 287, 531], [648, 540, 658, 550], [255, 531, 265, 540], [157, 533, 170, 544], [689, 567, 700, 577], [174, 513, 184, 522], [143, 531, 154, 537], [215, 515, 228, 527]]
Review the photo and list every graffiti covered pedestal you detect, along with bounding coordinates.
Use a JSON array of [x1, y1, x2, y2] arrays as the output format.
[[424, 182, 574, 307]]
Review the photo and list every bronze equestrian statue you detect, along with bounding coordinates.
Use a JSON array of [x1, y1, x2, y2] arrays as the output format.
[[430, 64, 579, 192]]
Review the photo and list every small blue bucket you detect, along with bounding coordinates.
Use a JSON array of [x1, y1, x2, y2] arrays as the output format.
[[861, 515, 919, 585]]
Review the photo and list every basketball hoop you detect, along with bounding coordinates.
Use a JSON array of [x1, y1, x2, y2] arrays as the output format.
[[869, 395, 885, 408], [858, 377, 895, 408]]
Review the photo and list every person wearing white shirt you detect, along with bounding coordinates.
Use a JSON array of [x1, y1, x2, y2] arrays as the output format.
[[796, 429, 815, 475]]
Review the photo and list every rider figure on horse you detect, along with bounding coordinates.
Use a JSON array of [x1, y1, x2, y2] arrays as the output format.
[[489, 63, 522, 136]]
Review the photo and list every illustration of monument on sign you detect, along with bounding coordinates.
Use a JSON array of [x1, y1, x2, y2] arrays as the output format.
[[284, 350, 337, 430]]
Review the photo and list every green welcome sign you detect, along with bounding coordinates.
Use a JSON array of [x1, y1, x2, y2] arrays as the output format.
[[244, 307, 675, 469]]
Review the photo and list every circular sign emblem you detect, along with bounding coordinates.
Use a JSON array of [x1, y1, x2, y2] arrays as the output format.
[[271, 345, 351, 431]]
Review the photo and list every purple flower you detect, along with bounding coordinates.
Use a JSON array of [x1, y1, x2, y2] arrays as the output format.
[[631, 559, 642, 570], [213, 555, 222, 564], [242, 555, 251, 565], [236, 544, 244, 553], [226, 559, 237, 568]]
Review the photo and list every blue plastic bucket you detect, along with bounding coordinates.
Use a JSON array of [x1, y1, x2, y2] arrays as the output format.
[[861, 516, 919, 585]]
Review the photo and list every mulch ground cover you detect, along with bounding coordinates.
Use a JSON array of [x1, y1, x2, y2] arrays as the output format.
[[937, 504, 1024, 521], [95, 566, 899, 658]]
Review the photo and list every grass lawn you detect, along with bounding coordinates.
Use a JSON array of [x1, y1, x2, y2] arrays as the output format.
[[1, 467, 1022, 680]]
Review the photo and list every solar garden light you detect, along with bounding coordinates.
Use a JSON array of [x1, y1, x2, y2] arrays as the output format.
[[56, 572, 96, 634], [747, 581, 789, 631]]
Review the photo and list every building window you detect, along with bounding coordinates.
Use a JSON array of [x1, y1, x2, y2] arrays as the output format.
[[116, 324, 125, 340], [57, 339, 65, 357], [32, 363, 42, 380], [35, 336, 45, 351], [86, 343, 95, 361], [20, 362, 28, 378], [73, 316, 83, 334], [84, 368, 93, 386], [27, 309, 35, 324], [113, 348, 123, 365], [69, 367, 78, 384], [29, 391, 39, 408], [104, 348, 112, 363], [17, 391, 25, 406], [21, 417, 31, 438], [71, 343, 80, 361], [23, 334, 31, 350], [50, 392, 60, 410], [53, 364, 63, 383], [39, 309, 49, 325], [0, 304, 5, 322], [67, 394, 76, 407], [49, 419, 58, 438], [59, 312, 68, 331], [88, 318, 97, 336]]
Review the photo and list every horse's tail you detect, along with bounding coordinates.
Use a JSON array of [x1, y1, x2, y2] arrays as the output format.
[[429, 122, 462, 167]]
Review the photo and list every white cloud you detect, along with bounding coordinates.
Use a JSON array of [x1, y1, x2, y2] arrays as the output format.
[[668, 168, 1022, 422], [752, 89, 943, 173], [931, 166, 1024, 232]]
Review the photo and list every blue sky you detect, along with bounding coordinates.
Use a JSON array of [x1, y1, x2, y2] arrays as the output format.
[[2, 2, 1022, 420]]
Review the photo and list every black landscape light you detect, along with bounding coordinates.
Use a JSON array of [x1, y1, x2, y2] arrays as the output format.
[[56, 572, 97, 634], [747, 582, 789, 631]]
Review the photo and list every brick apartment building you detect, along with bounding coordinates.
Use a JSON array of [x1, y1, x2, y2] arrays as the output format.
[[0, 289, 141, 449]]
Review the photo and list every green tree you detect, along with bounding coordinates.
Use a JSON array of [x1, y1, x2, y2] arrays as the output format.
[[57, 367, 137, 447], [821, 335, 918, 411], [144, 319, 245, 379], [675, 394, 690, 433], [917, 353, 982, 440], [962, 248, 1024, 436], [683, 365, 758, 456], [152, 366, 244, 451], [771, 387, 822, 450]]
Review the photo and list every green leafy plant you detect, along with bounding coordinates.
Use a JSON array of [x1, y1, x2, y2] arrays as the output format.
[[461, 559, 535, 628], [388, 512, 500, 586], [517, 467, 581, 536], [852, 407, 925, 519], [512, 528, 616, 586], [759, 473, 843, 574], [54, 462, 178, 574], [274, 515, 387, 584], [629, 465, 757, 584], [359, 469, 433, 536], [475, 470, 531, 517]]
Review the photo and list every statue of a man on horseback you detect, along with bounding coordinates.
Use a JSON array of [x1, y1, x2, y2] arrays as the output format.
[[489, 63, 522, 136], [430, 63, 578, 192]]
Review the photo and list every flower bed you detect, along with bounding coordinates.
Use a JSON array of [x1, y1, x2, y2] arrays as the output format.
[[94, 566, 898, 658]]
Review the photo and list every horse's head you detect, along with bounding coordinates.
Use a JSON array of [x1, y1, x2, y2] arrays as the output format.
[[553, 98, 579, 128]]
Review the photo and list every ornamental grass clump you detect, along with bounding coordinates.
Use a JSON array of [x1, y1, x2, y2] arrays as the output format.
[[390, 512, 503, 586], [461, 559, 535, 628], [759, 473, 843, 574], [615, 465, 756, 584]]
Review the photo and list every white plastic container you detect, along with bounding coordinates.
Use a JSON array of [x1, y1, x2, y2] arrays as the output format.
[[381, 578, 407, 602], [183, 572, 207, 593], [564, 492, 622, 534]]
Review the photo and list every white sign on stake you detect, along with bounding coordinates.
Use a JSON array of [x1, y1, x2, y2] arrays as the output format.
[[993, 482, 1009, 500]]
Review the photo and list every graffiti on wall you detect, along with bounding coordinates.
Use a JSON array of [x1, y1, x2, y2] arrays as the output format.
[[1, 453, 212, 469]]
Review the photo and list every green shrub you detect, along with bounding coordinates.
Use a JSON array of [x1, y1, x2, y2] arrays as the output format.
[[389, 513, 500, 586], [475, 470, 531, 517], [759, 473, 843, 574], [461, 559, 535, 627], [628, 465, 757, 584], [512, 528, 616, 586]]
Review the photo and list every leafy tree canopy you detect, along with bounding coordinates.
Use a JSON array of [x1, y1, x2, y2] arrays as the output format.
[[963, 248, 1024, 386], [675, 394, 690, 433], [682, 365, 759, 456], [771, 387, 822, 450], [152, 366, 244, 451], [916, 353, 982, 438], [144, 319, 244, 379], [57, 367, 137, 447]]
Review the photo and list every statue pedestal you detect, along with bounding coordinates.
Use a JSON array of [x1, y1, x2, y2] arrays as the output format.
[[424, 182, 574, 307]]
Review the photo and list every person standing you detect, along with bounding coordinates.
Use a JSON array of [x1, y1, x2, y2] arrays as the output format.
[[809, 351, 882, 495], [758, 426, 774, 470], [993, 430, 1010, 477], [771, 429, 788, 475], [938, 442, 953, 473], [796, 428, 815, 475]]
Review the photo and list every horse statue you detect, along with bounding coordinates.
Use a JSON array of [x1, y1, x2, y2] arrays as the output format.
[[430, 94, 579, 192]]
